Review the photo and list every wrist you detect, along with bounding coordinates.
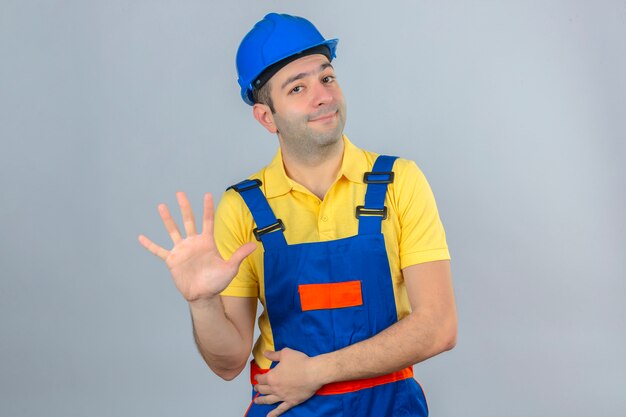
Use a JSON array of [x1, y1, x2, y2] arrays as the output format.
[[310, 353, 337, 386], [188, 294, 220, 312]]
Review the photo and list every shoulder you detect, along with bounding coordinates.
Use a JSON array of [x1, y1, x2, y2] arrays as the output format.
[[359, 148, 427, 191], [392, 158, 428, 192], [215, 167, 268, 237], [352, 143, 429, 201], [358, 149, 434, 219]]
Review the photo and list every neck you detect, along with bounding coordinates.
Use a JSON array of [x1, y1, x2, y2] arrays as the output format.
[[280, 137, 344, 200]]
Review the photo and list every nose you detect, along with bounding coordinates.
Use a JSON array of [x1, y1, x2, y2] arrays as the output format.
[[311, 80, 334, 107]]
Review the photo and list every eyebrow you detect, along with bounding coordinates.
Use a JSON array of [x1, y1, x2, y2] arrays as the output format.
[[280, 63, 334, 90]]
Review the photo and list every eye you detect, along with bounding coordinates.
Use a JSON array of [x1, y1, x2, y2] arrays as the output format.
[[290, 85, 303, 94], [322, 75, 335, 84]]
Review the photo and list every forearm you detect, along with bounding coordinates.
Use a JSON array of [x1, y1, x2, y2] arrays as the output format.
[[189, 296, 253, 380], [313, 308, 457, 385], [311, 260, 458, 384]]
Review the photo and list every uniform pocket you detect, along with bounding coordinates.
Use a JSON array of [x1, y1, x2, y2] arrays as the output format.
[[298, 280, 363, 311]]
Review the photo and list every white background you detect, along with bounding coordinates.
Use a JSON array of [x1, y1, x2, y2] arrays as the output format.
[[1, 1, 625, 416]]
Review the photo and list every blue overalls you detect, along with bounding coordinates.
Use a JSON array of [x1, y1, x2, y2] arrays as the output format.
[[230, 156, 428, 417]]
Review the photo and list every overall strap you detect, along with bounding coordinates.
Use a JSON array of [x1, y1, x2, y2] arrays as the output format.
[[227, 179, 287, 250], [357, 155, 398, 235]]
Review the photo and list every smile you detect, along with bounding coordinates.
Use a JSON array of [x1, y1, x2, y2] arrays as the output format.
[[309, 111, 337, 122]]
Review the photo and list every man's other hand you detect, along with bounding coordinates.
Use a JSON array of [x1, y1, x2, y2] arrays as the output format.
[[253, 348, 324, 417]]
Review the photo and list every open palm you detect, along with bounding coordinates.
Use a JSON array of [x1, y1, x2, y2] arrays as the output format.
[[138, 192, 256, 303]]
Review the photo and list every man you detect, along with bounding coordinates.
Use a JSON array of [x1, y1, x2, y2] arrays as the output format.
[[139, 13, 457, 417]]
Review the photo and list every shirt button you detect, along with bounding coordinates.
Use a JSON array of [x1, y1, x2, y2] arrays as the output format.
[[321, 216, 328, 222]]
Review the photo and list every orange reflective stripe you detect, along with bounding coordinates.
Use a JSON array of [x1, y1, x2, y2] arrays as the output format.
[[317, 367, 414, 395], [244, 392, 260, 417], [250, 361, 269, 385], [250, 361, 413, 396], [298, 281, 363, 311]]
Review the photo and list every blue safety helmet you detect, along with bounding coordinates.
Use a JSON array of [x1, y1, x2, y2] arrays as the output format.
[[236, 13, 339, 105]]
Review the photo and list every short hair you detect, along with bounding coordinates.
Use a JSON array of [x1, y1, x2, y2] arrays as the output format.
[[252, 81, 276, 113]]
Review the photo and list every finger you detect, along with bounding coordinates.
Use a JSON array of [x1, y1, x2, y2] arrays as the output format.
[[201, 192, 214, 237], [264, 350, 281, 362], [176, 191, 197, 237], [254, 384, 273, 395], [138, 234, 170, 260], [227, 242, 257, 269], [254, 394, 281, 405], [267, 401, 293, 417], [158, 204, 183, 244], [255, 374, 267, 385]]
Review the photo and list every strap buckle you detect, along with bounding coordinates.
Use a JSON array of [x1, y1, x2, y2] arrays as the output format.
[[253, 219, 286, 241], [363, 171, 394, 184], [355, 206, 388, 220], [227, 179, 262, 193]]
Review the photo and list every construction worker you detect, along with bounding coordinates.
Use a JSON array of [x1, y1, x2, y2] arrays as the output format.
[[139, 13, 457, 417]]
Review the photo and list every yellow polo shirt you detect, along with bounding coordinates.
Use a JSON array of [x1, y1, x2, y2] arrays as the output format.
[[214, 136, 449, 368]]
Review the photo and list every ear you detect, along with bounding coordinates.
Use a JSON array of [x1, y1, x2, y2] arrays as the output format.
[[252, 103, 278, 134]]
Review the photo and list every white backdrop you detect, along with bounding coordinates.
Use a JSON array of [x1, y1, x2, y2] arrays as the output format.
[[1, 1, 624, 416]]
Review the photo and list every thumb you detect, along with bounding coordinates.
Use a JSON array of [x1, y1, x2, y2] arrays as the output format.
[[264, 350, 281, 362], [227, 242, 257, 268]]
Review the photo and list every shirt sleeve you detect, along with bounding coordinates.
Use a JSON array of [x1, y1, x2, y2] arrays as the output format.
[[214, 190, 260, 298], [395, 159, 450, 269]]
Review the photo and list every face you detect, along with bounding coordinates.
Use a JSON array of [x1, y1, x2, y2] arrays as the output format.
[[254, 54, 347, 161]]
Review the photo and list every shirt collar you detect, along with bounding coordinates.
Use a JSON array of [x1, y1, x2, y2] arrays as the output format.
[[263, 135, 369, 199], [340, 135, 369, 185]]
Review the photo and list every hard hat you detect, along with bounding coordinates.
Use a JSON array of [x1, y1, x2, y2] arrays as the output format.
[[236, 13, 339, 105]]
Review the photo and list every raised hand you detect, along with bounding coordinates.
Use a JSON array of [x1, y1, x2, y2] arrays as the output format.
[[138, 192, 256, 304]]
